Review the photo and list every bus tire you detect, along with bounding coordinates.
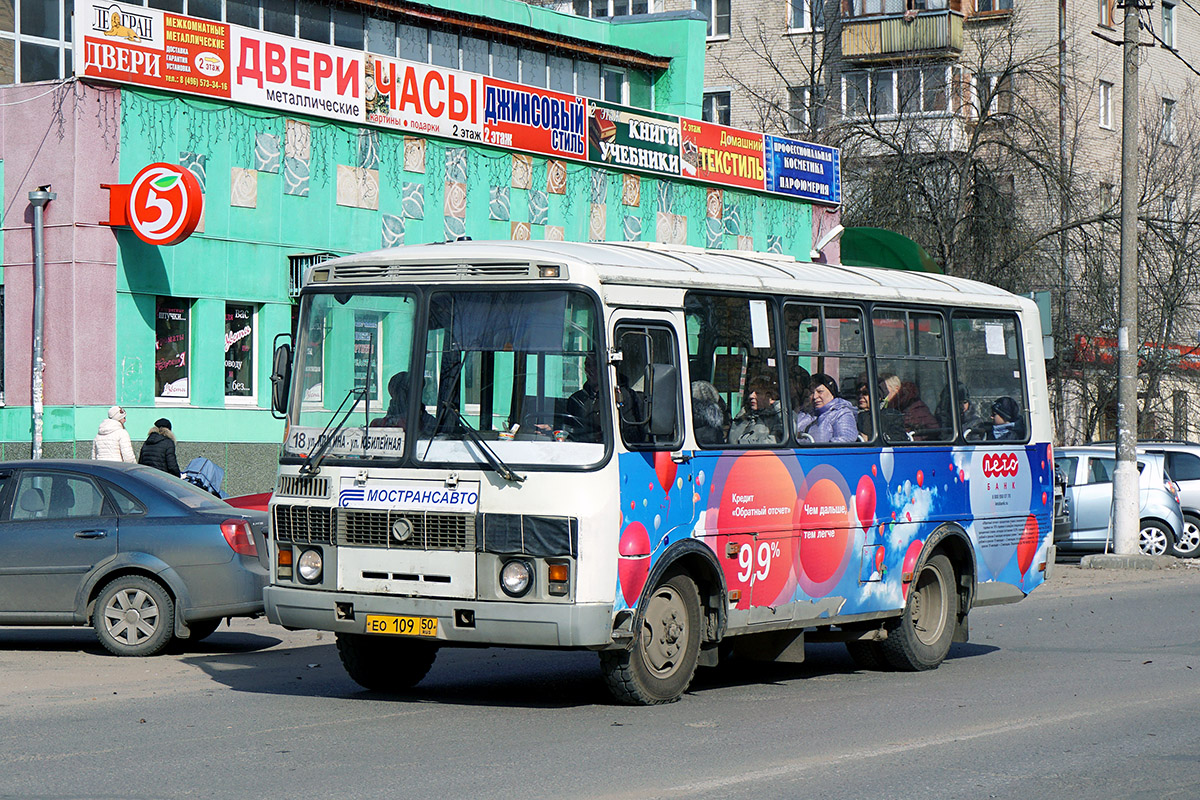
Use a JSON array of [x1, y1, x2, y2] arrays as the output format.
[[336, 633, 438, 692], [600, 572, 702, 705], [845, 640, 890, 671], [881, 553, 956, 671]]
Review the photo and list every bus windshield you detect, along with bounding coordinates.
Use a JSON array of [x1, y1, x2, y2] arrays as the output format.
[[283, 287, 605, 468]]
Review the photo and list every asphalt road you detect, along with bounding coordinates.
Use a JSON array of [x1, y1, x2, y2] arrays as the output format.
[[1, 563, 1199, 800]]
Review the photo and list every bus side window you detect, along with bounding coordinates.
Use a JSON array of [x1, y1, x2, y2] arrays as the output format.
[[950, 312, 1028, 444], [614, 324, 682, 450]]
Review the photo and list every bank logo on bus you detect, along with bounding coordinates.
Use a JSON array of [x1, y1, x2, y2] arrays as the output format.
[[981, 452, 1021, 478]]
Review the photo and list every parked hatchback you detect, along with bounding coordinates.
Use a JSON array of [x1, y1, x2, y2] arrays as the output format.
[[1054, 447, 1184, 556], [1136, 443, 1200, 558], [0, 461, 268, 655]]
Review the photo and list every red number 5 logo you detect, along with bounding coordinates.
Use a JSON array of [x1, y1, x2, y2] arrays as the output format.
[[126, 163, 203, 246]]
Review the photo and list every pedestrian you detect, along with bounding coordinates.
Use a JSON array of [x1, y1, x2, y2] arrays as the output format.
[[138, 417, 181, 476], [92, 405, 135, 463]]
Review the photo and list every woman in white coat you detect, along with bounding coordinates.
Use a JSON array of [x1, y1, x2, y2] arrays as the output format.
[[92, 406, 135, 462]]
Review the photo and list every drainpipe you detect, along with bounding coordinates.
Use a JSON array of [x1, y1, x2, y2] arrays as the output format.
[[28, 185, 55, 460]]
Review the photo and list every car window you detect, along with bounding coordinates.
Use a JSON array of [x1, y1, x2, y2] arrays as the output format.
[[12, 472, 106, 520], [131, 467, 228, 510], [1089, 458, 1114, 484], [1166, 452, 1200, 481], [1057, 456, 1078, 485], [103, 481, 147, 516]]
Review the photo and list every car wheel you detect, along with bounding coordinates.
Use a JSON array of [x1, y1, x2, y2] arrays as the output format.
[[335, 633, 438, 692], [600, 572, 702, 705], [881, 553, 957, 671], [1138, 520, 1173, 556], [93, 575, 175, 657], [1172, 515, 1200, 558]]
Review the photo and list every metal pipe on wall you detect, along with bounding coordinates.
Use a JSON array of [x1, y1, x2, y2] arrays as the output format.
[[28, 185, 55, 460]]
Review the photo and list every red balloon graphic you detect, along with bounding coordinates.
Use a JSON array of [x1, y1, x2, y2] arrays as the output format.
[[916, 470, 924, 487], [874, 547, 885, 573], [618, 522, 651, 607], [795, 478, 850, 586], [901, 539, 923, 595], [959, 468, 965, 482], [1018, 515, 1039, 575], [871, 464, 877, 477], [855, 476, 876, 528], [654, 450, 678, 494], [1042, 491, 1048, 506]]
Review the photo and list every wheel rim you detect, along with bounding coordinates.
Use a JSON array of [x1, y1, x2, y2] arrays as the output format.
[[909, 563, 950, 646], [102, 588, 161, 646], [639, 584, 689, 679], [1177, 521, 1200, 555], [1139, 526, 1169, 556]]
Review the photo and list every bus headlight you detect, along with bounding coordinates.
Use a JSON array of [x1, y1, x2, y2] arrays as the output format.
[[297, 548, 323, 583], [499, 559, 533, 597]]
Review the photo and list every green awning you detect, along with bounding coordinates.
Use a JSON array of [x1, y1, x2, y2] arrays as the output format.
[[839, 227, 941, 274]]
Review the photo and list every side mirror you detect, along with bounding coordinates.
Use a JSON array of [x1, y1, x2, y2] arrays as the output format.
[[648, 364, 678, 437], [270, 339, 293, 418]]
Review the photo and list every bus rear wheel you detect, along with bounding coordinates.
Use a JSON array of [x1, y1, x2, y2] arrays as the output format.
[[336, 633, 438, 692], [881, 553, 957, 671], [600, 572, 702, 705]]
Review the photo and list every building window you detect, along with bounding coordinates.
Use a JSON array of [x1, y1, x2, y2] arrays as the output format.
[[1162, 97, 1176, 143], [976, 0, 1013, 11], [844, 67, 957, 117], [225, 303, 256, 400], [1098, 0, 1115, 27], [843, 70, 870, 116], [787, 86, 808, 131], [155, 298, 191, 400], [788, 0, 824, 31], [602, 66, 627, 103], [1161, 2, 1175, 48], [1164, 195, 1178, 230], [572, 0, 659, 15], [1099, 181, 1115, 210], [696, 0, 731, 38], [1098, 80, 1113, 129], [702, 90, 731, 125]]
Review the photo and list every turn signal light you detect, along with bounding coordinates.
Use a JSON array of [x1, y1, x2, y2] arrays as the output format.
[[277, 547, 293, 579], [547, 564, 570, 582]]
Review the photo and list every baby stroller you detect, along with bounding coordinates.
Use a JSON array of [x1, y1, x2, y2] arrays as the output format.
[[182, 457, 227, 498]]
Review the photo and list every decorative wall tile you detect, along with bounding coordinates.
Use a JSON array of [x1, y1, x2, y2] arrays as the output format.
[[656, 211, 672, 243], [445, 147, 468, 184], [622, 174, 640, 206], [285, 120, 311, 160], [706, 188, 723, 220], [404, 137, 426, 173], [767, 234, 783, 254], [529, 188, 549, 226], [180, 152, 207, 192], [547, 160, 567, 194], [489, 186, 510, 221], [589, 203, 606, 241], [444, 215, 467, 241], [705, 217, 723, 249], [402, 182, 425, 219], [255, 133, 280, 173], [546, 225, 565, 242], [230, 167, 257, 208], [336, 165, 380, 210], [357, 129, 380, 170], [444, 181, 467, 218], [623, 215, 642, 242], [382, 214, 405, 248], [283, 156, 309, 197], [656, 180, 673, 213], [723, 201, 742, 235], [590, 169, 607, 204], [737, 235, 754, 251], [670, 213, 688, 245], [511, 221, 531, 240], [512, 153, 532, 189]]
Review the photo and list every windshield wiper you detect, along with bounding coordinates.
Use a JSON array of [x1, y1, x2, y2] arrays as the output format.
[[301, 387, 366, 475], [437, 399, 525, 484]]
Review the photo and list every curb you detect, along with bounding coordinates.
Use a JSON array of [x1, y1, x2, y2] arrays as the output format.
[[1079, 553, 1180, 570]]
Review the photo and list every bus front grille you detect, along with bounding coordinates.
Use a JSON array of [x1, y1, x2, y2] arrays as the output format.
[[276, 475, 330, 499], [272, 504, 335, 545], [338, 509, 475, 551]]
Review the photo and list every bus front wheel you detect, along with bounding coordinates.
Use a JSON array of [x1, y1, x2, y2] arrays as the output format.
[[336, 633, 438, 692], [881, 553, 957, 671], [600, 572, 702, 705]]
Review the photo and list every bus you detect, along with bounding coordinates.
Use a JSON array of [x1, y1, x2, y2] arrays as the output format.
[[263, 240, 1056, 704]]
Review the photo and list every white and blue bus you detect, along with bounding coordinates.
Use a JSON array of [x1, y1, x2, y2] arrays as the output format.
[[264, 240, 1055, 704]]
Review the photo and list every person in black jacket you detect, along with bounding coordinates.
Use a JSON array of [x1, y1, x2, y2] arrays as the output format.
[[138, 417, 181, 476]]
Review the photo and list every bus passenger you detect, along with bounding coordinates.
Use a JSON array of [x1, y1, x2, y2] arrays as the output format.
[[855, 380, 874, 440], [794, 373, 858, 443], [565, 354, 602, 442], [729, 374, 783, 445], [691, 380, 729, 445], [880, 373, 939, 439], [988, 396, 1023, 440]]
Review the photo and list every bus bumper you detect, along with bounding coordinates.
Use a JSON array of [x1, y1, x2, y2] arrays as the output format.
[[264, 585, 616, 648]]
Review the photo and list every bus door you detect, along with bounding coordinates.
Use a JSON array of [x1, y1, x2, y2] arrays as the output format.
[[611, 316, 694, 560]]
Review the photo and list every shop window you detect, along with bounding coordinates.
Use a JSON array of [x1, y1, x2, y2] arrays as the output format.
[[188, 0, 223, 22], [150, 0, 185, 11], [398, 23, 428, 63], [262, 0, 294, 36], [225, 303, 256, 401], [333, 6, 363, 49], [21, 0, 58, 39], [431, 30, 458, 68], [226, 0, 260, 29], [155, 298, 191, 401], [366, 18, 395, 56]]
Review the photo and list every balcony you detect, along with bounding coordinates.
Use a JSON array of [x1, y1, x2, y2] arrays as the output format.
[[841, 9, 964, 62]]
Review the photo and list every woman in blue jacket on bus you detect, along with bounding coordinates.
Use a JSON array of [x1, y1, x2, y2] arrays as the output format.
[[794, 373, 859, 443]]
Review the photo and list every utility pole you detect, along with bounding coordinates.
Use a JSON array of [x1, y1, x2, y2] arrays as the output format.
[[1112, 0, 1141, 554]]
